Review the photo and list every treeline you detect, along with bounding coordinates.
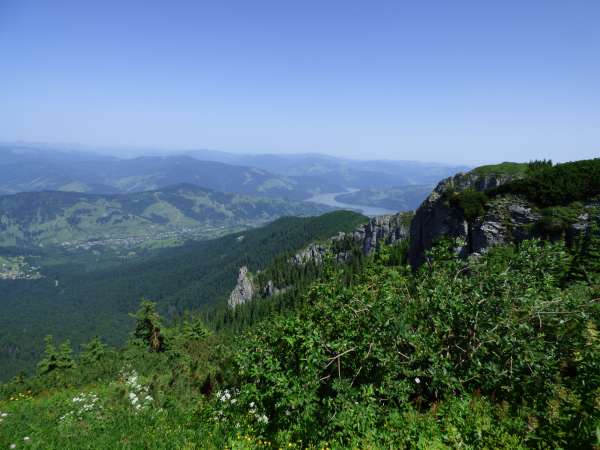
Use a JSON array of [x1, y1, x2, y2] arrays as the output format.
[[489, 158, 600, 206]]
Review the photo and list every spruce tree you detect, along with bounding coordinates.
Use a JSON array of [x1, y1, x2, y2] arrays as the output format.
[[131, 299, 165, 352], [37, 335, 59, 375], [80, 336, 107, 365]]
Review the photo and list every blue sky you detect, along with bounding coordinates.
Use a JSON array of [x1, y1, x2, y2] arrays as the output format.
[[0, 0, 598, 164]]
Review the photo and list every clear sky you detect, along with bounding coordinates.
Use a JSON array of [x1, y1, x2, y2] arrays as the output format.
[[0, 1, 598, 164]]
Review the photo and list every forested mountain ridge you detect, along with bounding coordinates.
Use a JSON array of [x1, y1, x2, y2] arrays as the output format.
[[0, 184, 330, 248], [228, 211, 413, 308], [0, 211, 367, 380]]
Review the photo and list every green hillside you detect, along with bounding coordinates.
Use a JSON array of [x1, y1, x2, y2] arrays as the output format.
[[0, 184, 331, 249], [0, 233, 598, 448], [0, 211, 367, 380]]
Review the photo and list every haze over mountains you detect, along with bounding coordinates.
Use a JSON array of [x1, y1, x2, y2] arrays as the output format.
[[0, 143, 468, 198]]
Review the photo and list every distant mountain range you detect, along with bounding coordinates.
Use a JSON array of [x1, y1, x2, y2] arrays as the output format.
[[0, 143, 469, 200], [185, 149, 470, 190], [0, 184, 330, 248]]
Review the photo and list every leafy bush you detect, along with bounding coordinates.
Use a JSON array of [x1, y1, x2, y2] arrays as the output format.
[[2, 238, 599, 448], [230, 240, 599, 447], [450, 188, 489, 222]]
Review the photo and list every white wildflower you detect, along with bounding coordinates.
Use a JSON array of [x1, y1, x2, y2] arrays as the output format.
[[415, 377, 421, 384], [10, 444, 16, 449], [257, 414, 269, 424], [23, 437, 31, 442]]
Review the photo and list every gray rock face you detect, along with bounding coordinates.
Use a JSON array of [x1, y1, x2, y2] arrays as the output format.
[[408, 170, 600, 269], [290, 212, 412, 266], [291, 244, 329, 265], [227, 266, 254, 308], [354, 214, 411, 255], [408, 171, 525, 269], [469, 197, 541, 255]]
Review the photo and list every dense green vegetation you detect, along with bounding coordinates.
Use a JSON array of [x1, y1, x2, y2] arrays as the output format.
[[1, 233, 598, 448], [489, 158, 600, 207], [0, 211, 367, 380], [449, 188, 489, 222], [0, 184, 331, 248], [334, 184, 432, 212]]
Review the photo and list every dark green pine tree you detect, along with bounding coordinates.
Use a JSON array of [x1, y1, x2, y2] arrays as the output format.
[[131, 299, 166, 352], [57, 341, 75, 370], [37, 335, 59, 375], [80, 336, 107, 365], [37, 336, 75, 375], [570, 220, 600, 285]]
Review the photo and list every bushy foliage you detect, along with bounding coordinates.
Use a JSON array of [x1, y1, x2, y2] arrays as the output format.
[[490, 158, 600, 207], [450, 188, 489, 222], [1, 239, 599, 448], [229, 240, 599, 447]]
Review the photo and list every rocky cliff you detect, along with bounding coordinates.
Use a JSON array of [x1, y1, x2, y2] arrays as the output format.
[[291, 212, 412, 266], [228, 212, 412, 308], [408, 166, 600, 269], [227, 266, 255, 308]]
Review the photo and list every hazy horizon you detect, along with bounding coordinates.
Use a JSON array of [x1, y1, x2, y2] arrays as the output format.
[[1, 1, 598, 165]]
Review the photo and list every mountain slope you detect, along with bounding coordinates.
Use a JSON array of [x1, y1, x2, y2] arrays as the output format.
[[0, 211, 367, 379], [0, 184, 331, 248], [186, 150, 470, 190]]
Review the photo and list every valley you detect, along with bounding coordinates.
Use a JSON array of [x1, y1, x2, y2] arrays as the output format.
[[305, 189, 397, 216], [0, 184, 331, 249], [1, 158, 598, 448]]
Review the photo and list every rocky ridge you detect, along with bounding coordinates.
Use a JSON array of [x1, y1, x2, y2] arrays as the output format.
[[227, 266, 254, 308], [408, 169, 600, 269], [228, 212, 412, 308]]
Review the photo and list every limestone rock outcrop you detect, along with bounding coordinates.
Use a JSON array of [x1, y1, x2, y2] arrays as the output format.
[[291, 212, 412, 266], [227, 266, 254, 308], [408, 171, 528, 268], [408, 170, 599, 269]]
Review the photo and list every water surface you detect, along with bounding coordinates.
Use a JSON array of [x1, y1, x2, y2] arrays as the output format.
[[307, 190, 397, 217]]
